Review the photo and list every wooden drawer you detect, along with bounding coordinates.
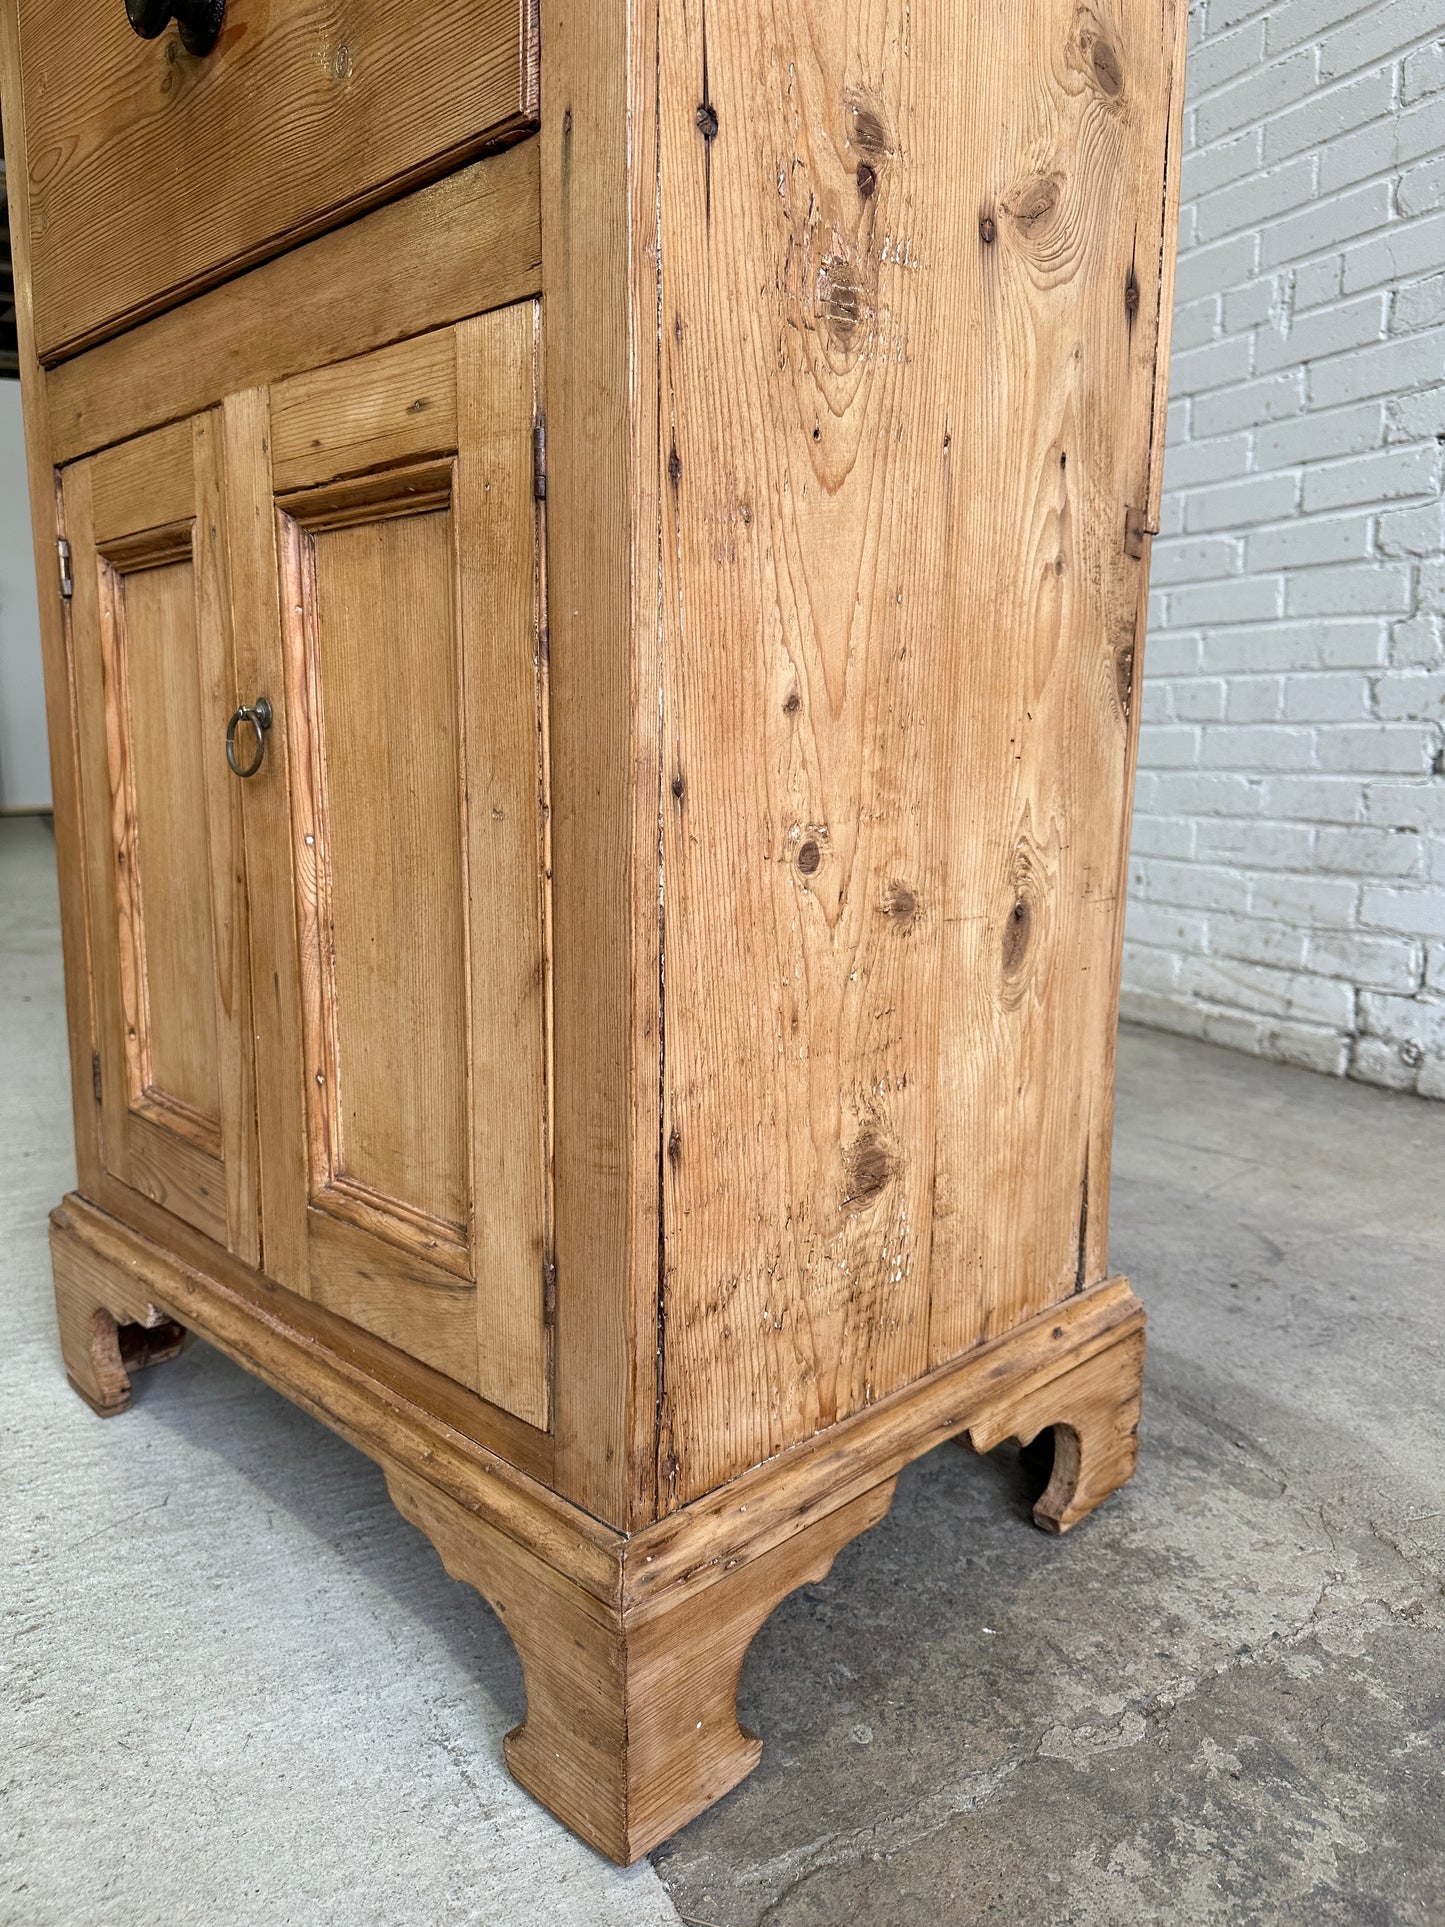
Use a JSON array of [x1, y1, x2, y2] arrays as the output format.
[[15, 0, 538, 363]]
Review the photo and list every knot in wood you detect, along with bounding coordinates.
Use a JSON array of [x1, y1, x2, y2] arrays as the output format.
[[1002, 897, 1033, 973], [1091, 39, 1123, 96]]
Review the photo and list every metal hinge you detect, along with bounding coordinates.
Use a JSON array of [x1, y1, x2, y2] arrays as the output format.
[[57, 538, 73, 600], [542, 1252, 557, 1325], [91, 1051, 102, 1104], [1123, 505, 1159, 560], [533, 417, 548, 502]]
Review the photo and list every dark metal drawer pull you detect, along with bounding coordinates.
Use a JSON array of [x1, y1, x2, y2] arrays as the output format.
[[125, 0, 226, 57], [226, 697, 272, 779]]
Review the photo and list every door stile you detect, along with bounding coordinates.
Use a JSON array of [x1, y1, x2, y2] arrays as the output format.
[[63, 458, 133, 1192], [222, 385, 313, 1295], [194, 411, 260, 1266], [455, 305, 552, 1428]]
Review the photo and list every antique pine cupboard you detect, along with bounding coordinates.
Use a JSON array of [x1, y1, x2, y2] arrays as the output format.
[[2, 0, 1187, 1862]]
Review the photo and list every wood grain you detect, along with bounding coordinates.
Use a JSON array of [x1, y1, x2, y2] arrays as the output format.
[[455, 306, 552, 1428], [125, 1111, 227, 1248], [1145, 0, 1193, 534], [269, 331, 459, 496], [61, 416, 256, 1257], [11, 0, 1188, 1859], [88, 421, 195, 540], [221, 385, 314, 1294], [51, 1193, 608, 1584], [387, 1459, 896, 1863], [929, 0, 1181, 1367], [256, 318, 551, 1420], [625, 1274, 1143, 1609], [50, 1193, 1140, 1864], [83, 1162, 557, 1480], [108, 553, 220, 1132], [653, 0, 1183, 1504], [52, 1218, 187, 1415], [963, 1324, 1145, 1533], [540, 0, 663, 1525], [18, 0, 537, 360], [45, 139, 542, 469], [193, 407, 261, 1265], [62, 462, 130, 1187], [304, 503, 471, 1240], [305, 1207, 482, 1394]]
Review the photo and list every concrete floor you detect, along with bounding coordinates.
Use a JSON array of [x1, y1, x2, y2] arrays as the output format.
[[2, 813, 1441, 1925]]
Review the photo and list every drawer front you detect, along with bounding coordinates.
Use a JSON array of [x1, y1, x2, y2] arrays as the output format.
[[17, 0, 538, 363]]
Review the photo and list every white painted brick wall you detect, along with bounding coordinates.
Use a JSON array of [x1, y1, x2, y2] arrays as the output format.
[[1126, 0, 1445, 1097]]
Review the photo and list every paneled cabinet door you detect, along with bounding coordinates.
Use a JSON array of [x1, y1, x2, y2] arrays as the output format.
[[229, 307, 552, 1428], [62, 416, 257, 1258]]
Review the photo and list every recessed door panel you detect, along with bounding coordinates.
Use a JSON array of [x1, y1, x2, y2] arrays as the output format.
[[63, 416, 256, 1256], [289, 484, 471, 1264], [313, 508, 470, 1239], [112, 551, 221, 1139]]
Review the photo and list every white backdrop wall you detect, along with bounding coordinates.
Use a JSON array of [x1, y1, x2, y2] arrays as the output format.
[[0, 379, 49, 812], [1127, 0, 1445, 1098]]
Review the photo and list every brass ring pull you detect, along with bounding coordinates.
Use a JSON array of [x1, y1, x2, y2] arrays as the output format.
[[226, 697, 273, 779]]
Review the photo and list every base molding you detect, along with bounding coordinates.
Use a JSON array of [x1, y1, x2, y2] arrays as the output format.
[[50, 1192, 1144, 1861], [383, 1460, 898, 1861]]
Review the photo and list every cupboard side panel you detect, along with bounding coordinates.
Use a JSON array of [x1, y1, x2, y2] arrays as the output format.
[[656, 0, 940, 1508], [930, 0, 1181, 1358], [657, 0, 1180, 1502]]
